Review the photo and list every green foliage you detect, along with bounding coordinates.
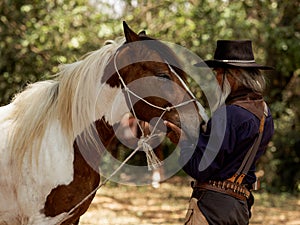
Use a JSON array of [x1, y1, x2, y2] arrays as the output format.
[[1, 0, 299, 193], [0, 0, 120, 104]]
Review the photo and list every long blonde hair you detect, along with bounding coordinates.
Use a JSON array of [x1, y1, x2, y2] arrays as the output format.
[[227, 68, 266, 94], [8, 38, 124, 169]]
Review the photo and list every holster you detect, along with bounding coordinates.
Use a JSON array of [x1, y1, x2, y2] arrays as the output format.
[[184, 198, 209, 225]]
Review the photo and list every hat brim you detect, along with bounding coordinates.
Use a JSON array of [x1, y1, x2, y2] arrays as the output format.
[[195, 60, 274, 70]]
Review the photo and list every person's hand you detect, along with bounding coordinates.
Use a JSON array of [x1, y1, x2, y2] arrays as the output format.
[[164, 120, 188, 144]]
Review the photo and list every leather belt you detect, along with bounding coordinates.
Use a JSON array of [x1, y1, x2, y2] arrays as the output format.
[[192, 180, 250, 201]]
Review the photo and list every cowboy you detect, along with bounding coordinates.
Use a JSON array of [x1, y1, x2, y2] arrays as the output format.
[[165, 40, 274, 225]]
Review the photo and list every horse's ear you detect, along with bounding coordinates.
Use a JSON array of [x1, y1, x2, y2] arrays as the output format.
[[123, 21, 140, 43], [138, 30, 146, 36]]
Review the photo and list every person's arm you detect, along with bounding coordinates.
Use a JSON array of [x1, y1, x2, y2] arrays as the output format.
[[164, 106, 233, 182], [164, 119, 217, 181]]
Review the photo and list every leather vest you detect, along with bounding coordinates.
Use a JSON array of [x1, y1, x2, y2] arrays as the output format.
[[226, 89, 266, 119]]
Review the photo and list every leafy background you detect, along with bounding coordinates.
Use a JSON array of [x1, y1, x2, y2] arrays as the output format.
[[1, 0, 299, 194]]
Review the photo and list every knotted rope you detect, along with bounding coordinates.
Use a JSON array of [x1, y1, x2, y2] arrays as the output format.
[[137, 134, 163, 170]]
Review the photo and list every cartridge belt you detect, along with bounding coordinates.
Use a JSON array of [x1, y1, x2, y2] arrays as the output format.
[[193, 180, 250, 201]]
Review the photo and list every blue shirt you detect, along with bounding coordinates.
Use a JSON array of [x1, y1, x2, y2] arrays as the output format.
[[179, 104, 274, 185]]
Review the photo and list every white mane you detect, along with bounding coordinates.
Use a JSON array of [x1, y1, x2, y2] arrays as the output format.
[[8, 37, 125, 169]]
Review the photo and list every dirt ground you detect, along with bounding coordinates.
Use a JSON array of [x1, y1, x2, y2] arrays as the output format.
[[79, 176, 300, 225]]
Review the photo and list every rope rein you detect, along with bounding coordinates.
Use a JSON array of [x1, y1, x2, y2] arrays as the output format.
[[57, 49, 208, 224]]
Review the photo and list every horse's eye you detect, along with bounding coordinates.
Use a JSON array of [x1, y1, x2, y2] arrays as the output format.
[[157, 73, 171, 80]]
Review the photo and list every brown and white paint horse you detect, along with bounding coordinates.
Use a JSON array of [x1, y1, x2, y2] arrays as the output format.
[[0, 22, 201, 224]]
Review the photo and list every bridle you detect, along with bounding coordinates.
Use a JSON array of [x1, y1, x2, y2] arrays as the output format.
[[57, 47, 208, 224], [113, 48, 208, 128]]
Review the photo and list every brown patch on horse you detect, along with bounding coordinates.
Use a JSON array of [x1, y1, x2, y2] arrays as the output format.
[[42, 142, 100, 225], [42, 118, 116, 224]]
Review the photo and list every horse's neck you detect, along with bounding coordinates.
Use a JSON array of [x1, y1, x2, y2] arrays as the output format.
[[94, 118, 116, 148], [76, 82, 128, 153], [94, 82, 129, 135]]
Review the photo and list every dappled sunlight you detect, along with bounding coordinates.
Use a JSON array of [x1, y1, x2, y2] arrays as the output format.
[[80, 176, 192, 224], [80, 177, 300, 225]]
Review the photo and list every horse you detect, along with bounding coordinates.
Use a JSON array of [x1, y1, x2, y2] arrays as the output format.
[[0, 21, 202, 225]]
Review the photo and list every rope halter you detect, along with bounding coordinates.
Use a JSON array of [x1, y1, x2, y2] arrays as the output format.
[[113, 49, 208, 170]]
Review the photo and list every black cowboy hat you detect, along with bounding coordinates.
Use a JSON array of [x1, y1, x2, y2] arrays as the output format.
[[195, 40, 273, 70]]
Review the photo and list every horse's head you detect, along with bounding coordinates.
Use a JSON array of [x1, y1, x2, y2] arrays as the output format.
[[103, 22, 202, 141]]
